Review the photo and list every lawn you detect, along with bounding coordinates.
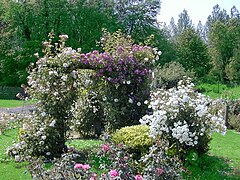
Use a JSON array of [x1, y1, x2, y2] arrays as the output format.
[[209, 130, 240, 168], [196, 83, 240, 99], [0, 128, 240, 179], [183, 130, 240, 179], [0, 128, 101, 180], [0, 100, 36, 108], [0, 128, 31, 180]]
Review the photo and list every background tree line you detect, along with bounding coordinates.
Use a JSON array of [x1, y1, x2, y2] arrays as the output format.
[[0, 0, 239, 86]]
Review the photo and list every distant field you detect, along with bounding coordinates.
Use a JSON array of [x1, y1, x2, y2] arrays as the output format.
[[0, 100, 36, 108], [196, 84, 240, 99]]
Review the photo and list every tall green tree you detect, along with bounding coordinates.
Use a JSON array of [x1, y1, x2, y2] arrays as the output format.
[[209, 17, 240, 83], [0, 0, 119, 86], [176, 28, 210, 78], [205, 4, 230, 41], [176, 9, 193, 36], [112, 0, 161, 40]]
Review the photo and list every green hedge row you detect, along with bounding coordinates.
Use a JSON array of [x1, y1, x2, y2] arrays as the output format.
[[0, 86, 23, 99]]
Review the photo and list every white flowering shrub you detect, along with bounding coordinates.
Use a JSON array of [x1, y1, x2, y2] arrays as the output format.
[[140, 78, 226, 156], [70, 70, 105, 138], [25, 34, 87, 157], [7, 31, 159, 159]]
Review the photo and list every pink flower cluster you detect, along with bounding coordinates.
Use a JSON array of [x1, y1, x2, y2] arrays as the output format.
[[74, 163, 91, 170], [109, 169, 119, 177], [102, 144, 110, 152], [135, 174, 143, 180]]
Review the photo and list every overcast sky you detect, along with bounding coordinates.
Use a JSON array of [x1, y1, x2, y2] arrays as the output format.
[[157, 0, 240, 25]]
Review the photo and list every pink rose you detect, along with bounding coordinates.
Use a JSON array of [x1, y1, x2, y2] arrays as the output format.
[[102, 144, 110, 152], [74, 163, 83, 169], [156, 168, 164, 175], [82, 164, 91, 170], [109, 169, 119, 177], [135, 174, 143, 180], [89, 173, 97, 180]]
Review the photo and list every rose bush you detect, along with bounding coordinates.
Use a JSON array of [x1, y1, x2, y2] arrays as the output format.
[[8, 31, 159, 158]]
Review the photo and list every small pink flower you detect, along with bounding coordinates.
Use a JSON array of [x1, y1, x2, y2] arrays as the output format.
[[117, 143, 123, 147], [156, 168, 164, 175], [90, 174, 97, 180], [74, 163, 83, 169], [109, 169, 119, 177], [102, 144, 110, 152], [82, 164, 91, 170], [135, 174, 143, 180]]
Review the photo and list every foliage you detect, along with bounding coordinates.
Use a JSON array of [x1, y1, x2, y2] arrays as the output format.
[[96, 30, 159, 129], [227, 100, 240, 132], [183, 153, 239, 180], [176, 28, 211, 78], [154, 61, 194, 89], [140, 140, 183, 179], [8, 31, 158, 158], [208, 18, 240, 83], [140, 78, 226, 158], [70, 69, 105, 138], [1, 125, 240, 179], [109, 0, 160, 41], [0, 0, 119, 86], [225, 47, 240, 84], [112, 125, 153, 156], [28, 135, 182, 179]]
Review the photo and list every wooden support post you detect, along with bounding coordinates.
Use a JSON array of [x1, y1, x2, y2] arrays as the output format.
[[225, 104, 229, 128]]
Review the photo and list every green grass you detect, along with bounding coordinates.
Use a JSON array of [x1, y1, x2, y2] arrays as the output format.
[[0, 128, 102, 180], [196, 83, 240, 99], [0, 99, 36, 108], [67, 139, 102, 150], [1, 128, 240, 180], [209, 130, 240, 168], [0, 128, 31, 180], [184, 130, 240, 179]]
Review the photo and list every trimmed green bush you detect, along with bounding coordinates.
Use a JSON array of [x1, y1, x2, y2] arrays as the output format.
[[112, 125, 153, 153]]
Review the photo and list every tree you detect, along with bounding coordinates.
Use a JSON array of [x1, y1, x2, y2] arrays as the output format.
[[231, 5, 240, 19], [205, 4, 230, 40], [208, 17, 240, 83], [176, 9, 193, 35], [0, 0, 120, 86], [110, 0, 161, 42], [196, 21, 207, 42], [225, 48, 240, 84], [176, 28, 211, 78]]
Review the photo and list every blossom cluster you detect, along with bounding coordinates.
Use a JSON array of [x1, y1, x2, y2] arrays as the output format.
[[140, 78, 226, 153]]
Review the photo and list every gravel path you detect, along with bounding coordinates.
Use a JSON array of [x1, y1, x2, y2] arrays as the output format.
[[0, 105, 35, 114]]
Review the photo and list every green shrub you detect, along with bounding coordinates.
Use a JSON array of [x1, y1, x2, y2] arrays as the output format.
[[0, 86, 23, 99], [227, 100, 240, 132], [112, 125, 153, 156], [154, 61, 194, 89]]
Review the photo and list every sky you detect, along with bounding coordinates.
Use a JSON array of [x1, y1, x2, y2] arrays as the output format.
[[157, 0, 240, 26]]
